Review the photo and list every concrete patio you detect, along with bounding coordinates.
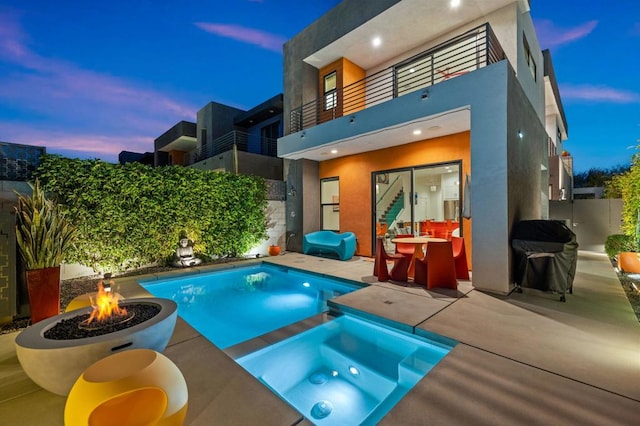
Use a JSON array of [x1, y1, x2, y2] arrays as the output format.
[[1, 250, 638, 425]]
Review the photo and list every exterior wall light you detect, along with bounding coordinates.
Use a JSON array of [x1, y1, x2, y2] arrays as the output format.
[[301, 131, 306, 139], [349, 116, 355, 124], [421, 89, 429, 99], [517, 130, 524, 139]]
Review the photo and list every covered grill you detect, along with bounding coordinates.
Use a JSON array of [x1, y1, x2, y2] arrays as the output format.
[[511, 220, 578, 302]]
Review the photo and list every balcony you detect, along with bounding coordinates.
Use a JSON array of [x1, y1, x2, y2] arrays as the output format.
[[190, 130, 278, 165], [289, 23, 505, 135]]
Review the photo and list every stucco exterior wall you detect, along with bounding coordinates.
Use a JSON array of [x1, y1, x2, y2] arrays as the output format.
[[283, 0, 402, 133], [318, 132, 471, 261]]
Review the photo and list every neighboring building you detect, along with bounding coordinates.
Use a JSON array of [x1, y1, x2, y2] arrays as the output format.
[[118, 150, 154, 165], [0, 142, 46, 321], [543, 49, 572, 201], [278, 0, 569, 294], [153, 94, 284, 180], [573, 187, 605, 200], [147, 95, 287, 255]]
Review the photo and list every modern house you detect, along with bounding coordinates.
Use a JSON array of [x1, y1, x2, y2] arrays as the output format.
[[278, 0, 569, 294], [153, 94, 284, 181]]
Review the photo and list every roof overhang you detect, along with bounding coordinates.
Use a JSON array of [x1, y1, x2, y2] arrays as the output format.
[[280, 107, 470, 161], [303, 0, 528, 70], [234, 94, 283, 127], [157, 136, 197, 153]]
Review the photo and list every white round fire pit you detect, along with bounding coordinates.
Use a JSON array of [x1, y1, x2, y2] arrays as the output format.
[[15, 297, 177, 396]]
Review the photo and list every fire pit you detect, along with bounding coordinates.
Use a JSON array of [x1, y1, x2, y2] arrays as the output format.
[[15, 296, 177, 396]]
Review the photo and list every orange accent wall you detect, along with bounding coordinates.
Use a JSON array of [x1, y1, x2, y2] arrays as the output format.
[[318, 58, 366, 122], [319, 131, 472, 267]]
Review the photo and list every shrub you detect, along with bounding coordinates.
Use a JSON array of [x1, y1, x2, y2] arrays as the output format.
[[604, 234, 635, 258], [35, 155, 268, 273]]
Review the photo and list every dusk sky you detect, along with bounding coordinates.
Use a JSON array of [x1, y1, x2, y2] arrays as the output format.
[[1, 1, 638, 172]]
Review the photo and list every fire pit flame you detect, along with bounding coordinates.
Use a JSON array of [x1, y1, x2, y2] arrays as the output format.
[[80, 280, 129, 329]]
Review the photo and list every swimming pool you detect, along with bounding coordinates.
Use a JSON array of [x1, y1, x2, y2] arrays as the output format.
[[139, 263, 361, 349], [237, 314, 455, 425]]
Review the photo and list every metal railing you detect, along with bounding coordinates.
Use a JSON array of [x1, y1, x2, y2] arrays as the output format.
[[190, 130, 278, 164], [289, 23, 505, 134]]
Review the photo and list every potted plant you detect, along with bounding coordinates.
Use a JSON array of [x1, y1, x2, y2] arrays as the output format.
[[14, 179, 75, 324], [613, 210, 640, 274], [268, 244, 281, 256]]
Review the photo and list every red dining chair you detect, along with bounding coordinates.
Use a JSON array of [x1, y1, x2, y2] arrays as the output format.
[[414, 241, 457, 289], [420, 220, 434, 237], [451, 236, 470, 280], [394, 234, 415, 259], [373, 237, 409, 282]]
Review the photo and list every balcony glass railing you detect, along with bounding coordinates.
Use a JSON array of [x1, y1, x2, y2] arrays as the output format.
[[189, 130, 278, 165], [289, 23, 505, 134]]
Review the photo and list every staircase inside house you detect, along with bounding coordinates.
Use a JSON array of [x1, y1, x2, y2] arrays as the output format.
[[380, 190, 404, 229]]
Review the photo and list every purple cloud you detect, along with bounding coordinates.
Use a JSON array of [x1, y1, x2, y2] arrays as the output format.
[[560, 84, 640, 104], [0, 12, 198, 161], [195, 22, 286, 53], [0, 121, 154, 161], [535, 19, 598, 48]]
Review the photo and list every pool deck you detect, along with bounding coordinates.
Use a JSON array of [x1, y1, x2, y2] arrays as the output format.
[[1, 251, 638, 425]]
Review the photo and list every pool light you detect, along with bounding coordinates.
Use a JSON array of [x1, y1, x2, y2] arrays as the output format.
[[331, 370, 338, 377], [348, 365, 360, 376], [302, 282, 310, 288]]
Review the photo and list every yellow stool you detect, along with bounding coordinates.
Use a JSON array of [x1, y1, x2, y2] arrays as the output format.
[[64, 349, 188, 425]]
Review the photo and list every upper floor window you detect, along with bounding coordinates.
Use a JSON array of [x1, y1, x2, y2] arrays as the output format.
[[523, 34, 536, 81], [323, 72, 337, 110]]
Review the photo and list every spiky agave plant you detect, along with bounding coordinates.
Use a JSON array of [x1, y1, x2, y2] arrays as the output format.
[[14, 179, 75, 270]]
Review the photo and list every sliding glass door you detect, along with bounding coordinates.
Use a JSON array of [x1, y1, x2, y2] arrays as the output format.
[[373, 162, 462, 252]]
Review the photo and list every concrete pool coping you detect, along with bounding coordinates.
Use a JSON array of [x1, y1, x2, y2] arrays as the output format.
[[1, 251, 639, 424]]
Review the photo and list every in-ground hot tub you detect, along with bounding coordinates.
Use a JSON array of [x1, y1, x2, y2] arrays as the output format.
[[236, 314, 456, 425], [15, 297, 177, 396]]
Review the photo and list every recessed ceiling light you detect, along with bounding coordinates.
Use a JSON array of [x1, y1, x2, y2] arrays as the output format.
[[372, 36, 382, 48], [450, 0, 461, 8], [330, 149, 338, 154], [413, 129, 422, 135]]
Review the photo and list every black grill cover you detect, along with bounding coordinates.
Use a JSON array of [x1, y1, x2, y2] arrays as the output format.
[[511, 220, 578, 293]]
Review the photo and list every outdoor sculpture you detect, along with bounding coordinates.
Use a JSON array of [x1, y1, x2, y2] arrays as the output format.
[[174, 237, 202, 267]]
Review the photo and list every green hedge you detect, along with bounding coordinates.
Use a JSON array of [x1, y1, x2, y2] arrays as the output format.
[[35, 155, 268, 273]]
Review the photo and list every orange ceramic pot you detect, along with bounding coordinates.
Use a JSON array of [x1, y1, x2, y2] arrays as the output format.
[[26, 266, 61, 324], [268, 245, 281, 256], [618, 252, 640, 273]]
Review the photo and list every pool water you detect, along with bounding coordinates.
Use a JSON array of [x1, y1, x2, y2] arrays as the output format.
[[139, 263, 361, 349], [237, 314, 455, 425]]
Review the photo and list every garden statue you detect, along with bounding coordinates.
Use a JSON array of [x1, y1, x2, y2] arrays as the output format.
[[174, 237, 202, 267]]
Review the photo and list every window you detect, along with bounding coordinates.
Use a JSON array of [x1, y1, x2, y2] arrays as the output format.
[[523, 34, 537, 81], [321, 178, 339, 231], [323, 72, 337, 110]]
